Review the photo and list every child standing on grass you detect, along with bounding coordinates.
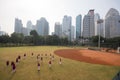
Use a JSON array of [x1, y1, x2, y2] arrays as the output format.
[[24, 53, 26, 59], [18, 55, 21, 61], [16, 58, 18, 63], [41, 57, 43, 62], [11, 61, 16, 73], [37, 54, 40, 61], [6, 60, 9, 66], [45, 53, 47, 58], [59, 58, 62, 65], [48, 60, 52, 68], [32, 53, 34, 56], [52, 55, 54, 61], [37, 62, 40, 71]]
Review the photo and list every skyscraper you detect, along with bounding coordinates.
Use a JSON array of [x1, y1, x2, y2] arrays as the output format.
[[94, 13, 100, 35], [22, 27, 28, 36], [105, 8, 120, 38], [62, 15, 72, 41], [54, 22, 62, 37], [83, 9, 95, 38], [36, 17, 49, 36], [76, 15, 82, 40], [71, 26, 75, 41], [26, 20, 33, 35], [94, 13, 104, 37], [14, 18, 23, 33]]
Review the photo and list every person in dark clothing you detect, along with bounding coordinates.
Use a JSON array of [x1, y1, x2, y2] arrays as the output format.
[[11, 61, 16, 73], [6, 60, 9, 66], [37, 62, 40, 71], [49, 60, 52, 68]]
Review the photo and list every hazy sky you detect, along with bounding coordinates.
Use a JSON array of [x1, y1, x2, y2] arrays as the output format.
[[0, 0, 120, 35]]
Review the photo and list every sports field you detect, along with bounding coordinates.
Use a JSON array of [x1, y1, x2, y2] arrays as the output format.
[[0, 46, 120, 80]]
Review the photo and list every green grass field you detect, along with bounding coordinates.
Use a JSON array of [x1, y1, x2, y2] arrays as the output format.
[[0, 46, 120, 80]]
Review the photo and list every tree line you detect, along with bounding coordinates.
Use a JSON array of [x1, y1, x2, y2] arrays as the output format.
[[90, 36, 120, 49], [0, 30, 120, 49], [0, 30, 69, 46]]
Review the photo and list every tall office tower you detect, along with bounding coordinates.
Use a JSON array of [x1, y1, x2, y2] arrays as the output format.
[[94, 14, 104, 37], [26, 20, 33, 35], [105, 8, 120, 38], [36, 17, 49, 36], [83, 9, 95, 38], [76, 14, 82, 40], [54, 22, 62, 37], [62, 15, 72, 41], [14, 18, 23, 33], [71, 26, 75, 41], [22, 27, 28, 36], [94, 13, 100, 35], [0, 31, 7, 36]]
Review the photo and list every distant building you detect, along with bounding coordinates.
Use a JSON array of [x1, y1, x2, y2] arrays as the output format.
[[94, 13, 100, 36], [62, 15, 72, 41], [94, 13, 104, 37], [22, 27, 28, 36], [71, 26, 75, 41], [14, 18, 23, 33], [36, 17, 49, 36], [54, 22, 62, 37], [0, 31, 7, 36], [14, 18, 30, 36], [76, 14, 82, 40], [26, 21, 33, 35], [83, 9, 95, 38], [105, 8, 120, 38]]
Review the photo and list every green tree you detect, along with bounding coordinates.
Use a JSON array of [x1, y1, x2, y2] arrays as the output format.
[[11, 32, 24, 44], [30, 30, 39, 45], [0, 35, 10, 43]]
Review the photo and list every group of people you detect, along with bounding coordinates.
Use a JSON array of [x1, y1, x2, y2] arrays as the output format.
[[6, 52, 62, 73], [6, 54, 23, 73], [37, 53, 62, 71]]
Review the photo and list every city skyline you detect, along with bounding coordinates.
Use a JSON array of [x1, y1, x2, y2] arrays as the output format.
[[0, 0, 120, 35]]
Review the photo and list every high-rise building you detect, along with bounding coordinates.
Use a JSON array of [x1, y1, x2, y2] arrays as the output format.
[[62, 15, 72, 41], [0, 31, 7, 36], [54, 22, 62, 37], [14, 18, 23, 33], [26, 21, 33, 35], [76, 15, 82, 40], [94, 13, 100, 35], [22, 27, 28, 36], [83, 9, 95, 38], [105, 8, 120, 38], [71, 26, 75, 41], [36, 17, 49, 36], [94, 13, 105, 37]]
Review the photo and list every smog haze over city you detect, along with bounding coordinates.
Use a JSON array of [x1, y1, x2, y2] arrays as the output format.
[[0, 0, 120, 35]]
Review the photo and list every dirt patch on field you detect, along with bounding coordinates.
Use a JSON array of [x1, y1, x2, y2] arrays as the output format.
[[54, 49, 120, 66]]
